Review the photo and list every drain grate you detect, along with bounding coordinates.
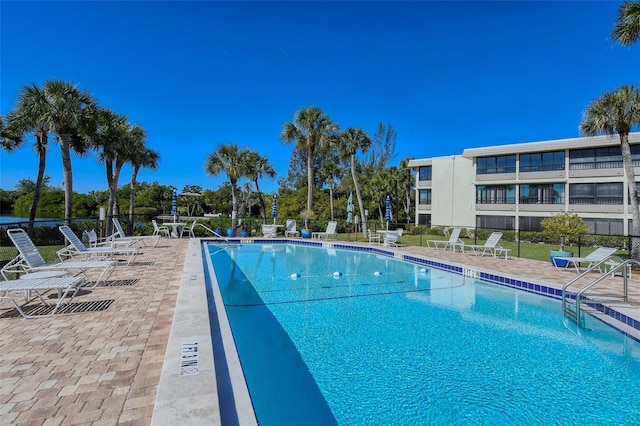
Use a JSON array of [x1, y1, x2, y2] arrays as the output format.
[[0, 299, 115, 319], [94, 278, 140, 287], [125, 261, 155, 266]]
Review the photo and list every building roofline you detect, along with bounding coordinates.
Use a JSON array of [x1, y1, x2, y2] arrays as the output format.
[[461, 132, 640, 158]]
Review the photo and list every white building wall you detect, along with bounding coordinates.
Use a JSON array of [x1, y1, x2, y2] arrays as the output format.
[[431, 155, 475, 228]]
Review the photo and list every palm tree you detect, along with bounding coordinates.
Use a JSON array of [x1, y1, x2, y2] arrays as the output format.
[[3, 86, 53, 233], [281, 107, 337, 212], [611, 1, 640, 45], [32, 80, 97, 225], [128, 142, 159, 230], [92, 108, 129, 231], [245, 150, 276, 223], [333, 127, 372, 237], [580, 84, 640, 255], [205, 143, 251, 228]]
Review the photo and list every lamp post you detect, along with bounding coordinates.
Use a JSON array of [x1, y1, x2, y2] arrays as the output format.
[[99, 207, 106, 239]]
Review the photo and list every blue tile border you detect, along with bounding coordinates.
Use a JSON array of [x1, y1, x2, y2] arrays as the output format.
[[201, 238, 640, 339]]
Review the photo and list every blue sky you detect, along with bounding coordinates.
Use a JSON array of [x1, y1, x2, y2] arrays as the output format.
[[1, 1, 638, 196]]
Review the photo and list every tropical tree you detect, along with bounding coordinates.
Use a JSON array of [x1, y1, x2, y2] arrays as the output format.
[[3, 88, 54, 232], [204, 143, 251, 228], [281, 107, 337, 212], [333, 127, 372, 237], [14, 80, 97, 225], [92, 108, 128, 229], [611, 1, 640, 45], [128, 143, 159, 227], [580, 84, 640, 255], [246, 150, 276, 223]]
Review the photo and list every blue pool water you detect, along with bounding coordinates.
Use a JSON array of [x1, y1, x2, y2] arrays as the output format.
[[207, 243, 640, 425]]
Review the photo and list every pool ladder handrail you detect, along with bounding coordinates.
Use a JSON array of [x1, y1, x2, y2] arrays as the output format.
[[561, 255, 637, 329], [197, 223, 229, 243]]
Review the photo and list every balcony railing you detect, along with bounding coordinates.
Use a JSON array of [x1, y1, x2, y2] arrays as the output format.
[[569, 197, 624, 205], [476, 197, 516, 204], [519, 163, 565, 173], [519, 196, 565, 205]]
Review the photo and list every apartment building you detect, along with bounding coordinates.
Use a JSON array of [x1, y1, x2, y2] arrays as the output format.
[[407, 132, 640, 235]]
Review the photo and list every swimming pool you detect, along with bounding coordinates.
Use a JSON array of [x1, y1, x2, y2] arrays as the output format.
[[206, 242, 640, 425]]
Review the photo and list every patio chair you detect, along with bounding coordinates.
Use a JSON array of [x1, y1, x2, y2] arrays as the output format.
[[111, 218, 160, 248], [428, 227, 464, 252], [261, 224, 278, 238], [152, 220, 170, 238], [0, 275, 87, 318], [552, 247, 618, 273], [368, 229, 381, 245], [180, 221, 197, 238], [464, 232, 510, 258], [312, 221, 338, 240], [1, 228, 116, 287], [395, 228, 404, 243], [58, 226, 138, 265], [383, 230, 399, 247], [285, 220, 300, 238]]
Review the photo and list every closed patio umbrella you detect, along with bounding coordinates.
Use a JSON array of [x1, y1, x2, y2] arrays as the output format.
[[346, 192, 354, 224], [171, 188, 178, 222], [271, 194, 277, 224], [385, 195, 391, 230]]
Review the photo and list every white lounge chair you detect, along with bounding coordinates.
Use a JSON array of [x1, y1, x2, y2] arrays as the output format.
[[261, 224, 278, 238], [111, 218, 160, 248], [0, 275, 86, 318], [552, 247, 618, 273], [181, 221, 197, 238], [285, 220, 299, 238], [312, 221, 338, 240], [58, 226, 137, 265], [2, 228, 116, 287], [152, 220, 170, 238], [428, 227, 464, 252], [464, 232, 510, 258]]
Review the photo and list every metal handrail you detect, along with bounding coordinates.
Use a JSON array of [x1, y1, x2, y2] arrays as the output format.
[[197, 223, 229, 243], [562, 256, 637, 328]]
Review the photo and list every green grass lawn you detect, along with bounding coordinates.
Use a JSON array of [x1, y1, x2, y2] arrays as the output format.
[[333, 232, 610, 263]]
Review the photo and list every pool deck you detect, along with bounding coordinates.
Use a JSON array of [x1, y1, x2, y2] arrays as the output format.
[[1, 236, 640, 425]]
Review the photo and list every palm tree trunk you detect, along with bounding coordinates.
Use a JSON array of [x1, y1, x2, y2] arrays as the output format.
[[106, 160, 116, 236], [621, 134, 640, 259], [231, 181, 238, 228], [59, 134, 74, 227], [254, 180, 267, 223], [28, 150, 47, 234], [129, 167, 140, 230], [352, 154, 368, 238], [329, 183, 335, 220], [113, 161, 124, 232], [307, 148, 314, 211]]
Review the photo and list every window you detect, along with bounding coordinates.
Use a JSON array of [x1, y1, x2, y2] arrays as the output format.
[[418, 166, 432, 181], [519, 151, 565, 172], [476, 155, 516, 174], [418, 189, 432, 205], [519, 184, 565, 204], [476, 215, 515, 230], [476, 185, 515, 204], [519, 216, 544, 232], [569, 147, 626, 170], [418, 214, 431, 226], [569, 182, 623, 205]]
